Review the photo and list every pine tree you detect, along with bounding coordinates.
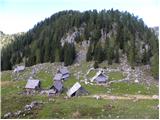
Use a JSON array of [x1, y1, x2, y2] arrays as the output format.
[[115, 46, 119, 63], [94, 61, 99, 69], [86, 43, 93, 61], [108, 47, 113, 65], [64, 42, 76, 66], [55, 48, 60, 62], [151, 52, 159, 79], [94, 42, 103, 63]]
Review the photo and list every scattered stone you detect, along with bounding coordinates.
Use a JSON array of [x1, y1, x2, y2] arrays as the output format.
[[105, 104, 114, 109], [31, 101, 39, 107], [72, 110, 81, 118], [101, 109, 105, 112], [133, 98, 138, 102], [152, 95, 159, 99], [85, 81, 89, 85], [108, 114, 111, 118], [14, 110, 22, 116], [4, 112, 12, 118], [49, 98, 55, 102], [107, 90, 111, 94], [157, 105, 159, 109], [134, 79, 139, 83], [137, 91, 141, 94], [64, 96, 69, 99], [90, 83, 93, 85], [110, 96, 117, 100], [116, 116, 120, 118], [93, 95, 101, 100], [24, 104, 31, 109], [40, 91, 46, 95]]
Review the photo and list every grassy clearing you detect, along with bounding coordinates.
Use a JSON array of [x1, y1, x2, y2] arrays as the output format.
[[35, 97, 159, 119], [1, 62, 159, 119], [108, 71, 125, 81], [87, 70, 96, 78], [109, 82, 158, 95], [1, 80, 26, 96], [64, 76, 77, 88], [1, 95, 33, 117], [63, 75, 158, 95], [1, 71, 12, 81], [1, 94, 158, 119], [35, 71, 53, 89]]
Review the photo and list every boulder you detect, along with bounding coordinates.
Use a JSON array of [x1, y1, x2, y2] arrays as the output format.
[[152, 95, 159, 99], [14, 110, 22, 116], [93, 95, 101, 100], [110, 96, 117, 100], [137, 91, 141, 94], [24, 104, 32, 110], [4, 112, 12, 118]]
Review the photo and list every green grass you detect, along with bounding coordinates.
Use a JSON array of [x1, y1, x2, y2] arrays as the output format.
[[81, 83, 108, 94], [64, 75, 78, 89], [35, 71, 53, 89], [108, 71, 125, 81], [1, 62, 159, 119], [1, 80, 26, 96], [34, 97, 159, 119], [1, 71, 12, 81], [110, 82, 158, 95], [1, 93, 158, 119], [63, 75, 109, 94], [63, 74, 158, 96], [87, 70, 96, 78], [1, 95, 33, 117]]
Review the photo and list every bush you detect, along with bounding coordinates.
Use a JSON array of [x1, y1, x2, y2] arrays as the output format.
[[94, 61, 99, 69]]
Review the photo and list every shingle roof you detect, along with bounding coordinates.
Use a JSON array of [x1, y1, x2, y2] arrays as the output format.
[[54, 81, 63, 92], [54, 73, 63, 81], [91, 70, 108, 82], [25, 79, 40, 89], [62, 73, 69, 79], [59, 67, 69, 75], [95, 75, 107, 82]]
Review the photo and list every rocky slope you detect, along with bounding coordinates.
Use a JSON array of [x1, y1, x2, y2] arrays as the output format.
[[0, 31, 24, 49]]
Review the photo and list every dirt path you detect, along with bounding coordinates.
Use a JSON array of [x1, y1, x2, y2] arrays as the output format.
[[85, 94, 159, 100], [0, 81, 12, 86]]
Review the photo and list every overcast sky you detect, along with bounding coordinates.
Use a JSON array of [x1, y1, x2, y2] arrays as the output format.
[[0, 0, 159, 34]]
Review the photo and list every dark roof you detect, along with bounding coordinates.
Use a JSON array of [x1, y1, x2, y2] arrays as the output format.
[[75, 87, 89, 96], [58, 67, 69, 75], [62, 73, 69, 79], [14, 65, 25, 72], [54, 81, 63, 92], [95, 75, 107, 83], [54, 73, 62, 81], [25, 79, 40, 89]]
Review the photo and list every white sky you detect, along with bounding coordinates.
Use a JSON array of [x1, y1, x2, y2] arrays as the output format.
[[0, 0, 159, 34]]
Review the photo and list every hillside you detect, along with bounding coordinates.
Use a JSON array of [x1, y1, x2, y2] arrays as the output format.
[[1, 9, 159, 79], [1, 58, 159, 118]]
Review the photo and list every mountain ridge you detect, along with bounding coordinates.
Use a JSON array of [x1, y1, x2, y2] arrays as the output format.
[[1, 9, 159, 78]]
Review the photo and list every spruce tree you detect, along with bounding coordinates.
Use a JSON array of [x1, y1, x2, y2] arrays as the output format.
[[86, 44, 93, 61]]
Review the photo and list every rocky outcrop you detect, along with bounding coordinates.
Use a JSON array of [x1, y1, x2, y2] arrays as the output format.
[[0, 31, 24, 49], [3, 101, 44, 119]]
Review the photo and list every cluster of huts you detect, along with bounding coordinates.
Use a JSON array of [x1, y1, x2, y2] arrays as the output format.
[[14, 65, 108, 97]]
